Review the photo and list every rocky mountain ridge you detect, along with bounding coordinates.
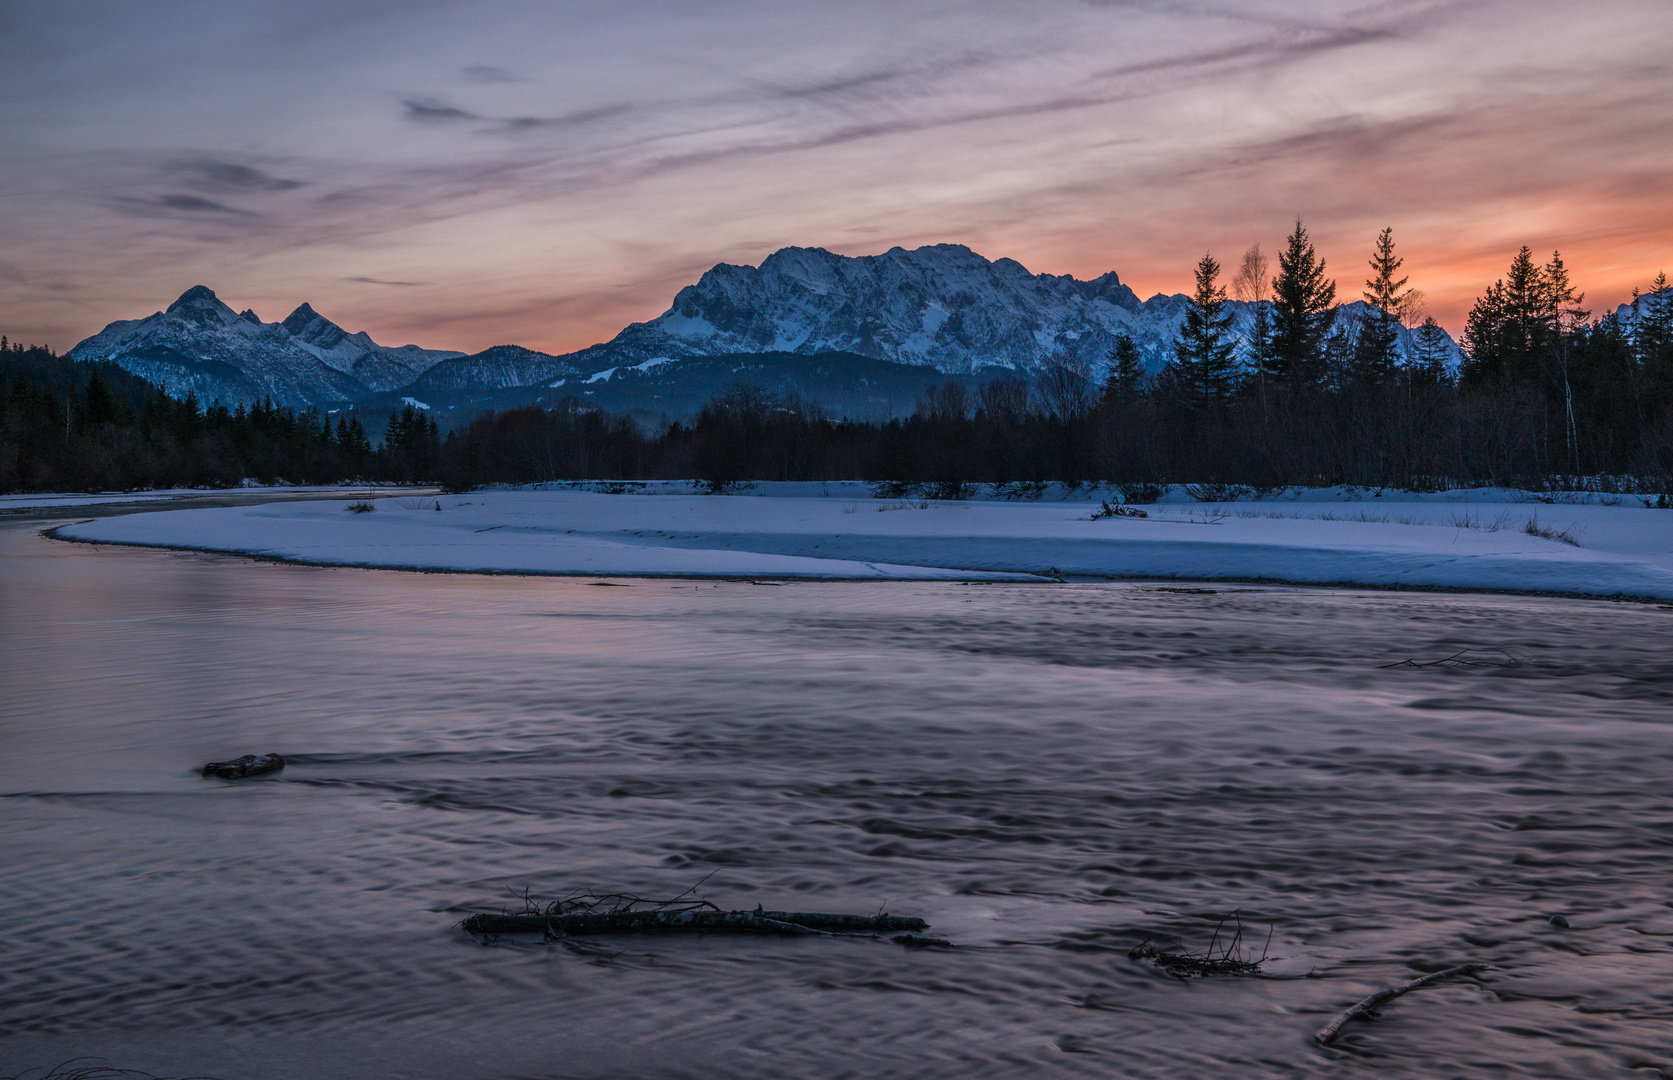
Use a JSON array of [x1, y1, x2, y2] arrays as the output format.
[[373, 244, 1463, 398], [69, 286, 461, 406], [71, 244, 1481, 410]]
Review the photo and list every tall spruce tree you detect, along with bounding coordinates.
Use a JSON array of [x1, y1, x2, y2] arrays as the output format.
[[1102, 332, 1145, 405], [1630, 272, 1672, 438], [1350, 227, 1411, 386], [1636, 272, 1672, 367], [1268, 219, 1337, 385], [1411, 316, 1453, 387], [1460, 246, 1553, 387], [1165, 253, 1239, 409]]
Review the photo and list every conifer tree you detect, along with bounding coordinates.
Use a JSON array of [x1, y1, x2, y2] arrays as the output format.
[[1268, 219, 1337, 385], [1460, 246, 1553, 387], [338, 416, 370, 459], [1411, 316, 1453, 387], [1102, 332, 1145, 405], [1633, 271, 1672, 417], [1350, 227, 1410, 386], [1166, 253, 1239, 409]]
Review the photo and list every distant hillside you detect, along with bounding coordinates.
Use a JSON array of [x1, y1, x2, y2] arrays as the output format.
[[357, 350, 991, 427]]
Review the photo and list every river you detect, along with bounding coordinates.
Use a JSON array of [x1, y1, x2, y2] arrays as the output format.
[[2, 501, 1670, 1079]]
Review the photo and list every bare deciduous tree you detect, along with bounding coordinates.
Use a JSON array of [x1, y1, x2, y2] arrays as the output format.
[[1034, 353, 1097, 421]]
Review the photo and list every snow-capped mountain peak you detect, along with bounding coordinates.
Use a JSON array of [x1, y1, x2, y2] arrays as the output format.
[[69, 287, 462, 405], [578, 244, 1184, 375]]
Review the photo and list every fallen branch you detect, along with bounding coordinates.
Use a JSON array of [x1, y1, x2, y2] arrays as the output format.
[[1314, 963, 1489, 1045], [463, 887, 927, 944], [1089, 499, 1148, 520], [200, 753, 284, 779], [464, 908, 926, 937], [1379, 649, 1526, 669]]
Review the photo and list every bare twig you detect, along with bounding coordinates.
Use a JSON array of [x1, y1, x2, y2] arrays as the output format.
[[1129, 912, 1272, 977], [1380, 648, 1528, 669], [1314, 963, 1490, 1045], [2, 1061, 218, 1080]]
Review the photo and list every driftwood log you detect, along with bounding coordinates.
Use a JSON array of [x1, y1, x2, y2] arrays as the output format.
[[1315, 963, 1489, 1045], [463, 909, 927, 937], [200, 753, 285, 779]]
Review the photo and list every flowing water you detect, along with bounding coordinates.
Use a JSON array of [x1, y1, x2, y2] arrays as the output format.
[[2, 504, 1671, 1079]]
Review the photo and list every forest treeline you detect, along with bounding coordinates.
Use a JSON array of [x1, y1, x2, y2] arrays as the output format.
[[0, 340, 439, 491], [441, 224, 1673, 494], [5, 222, 1672, 495]]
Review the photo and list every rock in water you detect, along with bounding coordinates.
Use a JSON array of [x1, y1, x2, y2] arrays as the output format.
[[201, 753, 285, 779]]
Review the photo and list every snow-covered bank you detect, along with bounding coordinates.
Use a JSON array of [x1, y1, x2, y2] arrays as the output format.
[[1, 484, 419, 511], [53, 485, 1673, 597]]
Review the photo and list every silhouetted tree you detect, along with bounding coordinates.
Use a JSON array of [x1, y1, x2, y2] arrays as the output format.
[[1231, 243, 1273, 372], [1268, 219, 1337, 386], [1035, 352, 1096, 421], [1349, 227, 1410, 387], [1163, 253, 1239, 409], [1101, 332, 1145, 406]]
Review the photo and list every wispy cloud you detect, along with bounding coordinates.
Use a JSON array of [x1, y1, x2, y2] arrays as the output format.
[[502, 104, 632, 133], [109, 193, 256, 218], [1090, 23, 1398, 81], [463, 64, 521, 83], [2, 0, 1668, 354], [176, 160, 304, 191], [346, 276, 424, 286], [403, 98, 477, 122]]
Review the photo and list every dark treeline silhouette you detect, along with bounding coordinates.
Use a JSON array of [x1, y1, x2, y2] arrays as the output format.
[[9, 225, 1673, 495], [443, 226, 1673, 493], [1, 340, 439, 491]]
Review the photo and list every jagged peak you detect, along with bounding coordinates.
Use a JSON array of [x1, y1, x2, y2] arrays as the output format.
[[167, 285, 223, 312], [281, 302, 328, 334]]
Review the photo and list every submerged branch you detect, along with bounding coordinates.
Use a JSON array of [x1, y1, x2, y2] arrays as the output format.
[[1129, 911, 1271, 977], [1314, 963, 1490, 1045], [464, 908, 927, 937], [462, 888, 928, 941]]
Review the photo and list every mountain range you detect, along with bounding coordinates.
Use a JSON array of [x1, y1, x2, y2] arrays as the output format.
[[70, 244, 1476, 418], [68, 286, 462, 406]]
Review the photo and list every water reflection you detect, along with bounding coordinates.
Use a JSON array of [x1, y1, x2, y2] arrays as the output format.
[[1, 514, 1671, 1078]]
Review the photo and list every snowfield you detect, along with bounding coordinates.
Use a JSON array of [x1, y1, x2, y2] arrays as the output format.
[[51, 483, 1673, 598]]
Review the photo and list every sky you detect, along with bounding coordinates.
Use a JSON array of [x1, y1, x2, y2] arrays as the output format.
[[2, 0, 1670, 356]]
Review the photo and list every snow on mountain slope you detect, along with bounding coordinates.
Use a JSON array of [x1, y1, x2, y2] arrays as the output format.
[[559, 244, 1457, 380], [404, 344, 584, 392], [1612, 286, 1673, 327], [69, 287, 462, 406], [279, 303, 461, 392], [68, 245, 1467, 409]]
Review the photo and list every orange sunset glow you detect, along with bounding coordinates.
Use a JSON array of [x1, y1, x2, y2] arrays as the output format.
[[3, 0, 1669, 352]]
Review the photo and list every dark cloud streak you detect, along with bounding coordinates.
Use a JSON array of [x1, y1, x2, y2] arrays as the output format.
[[171, 159, 304, 191], [109, 193, 257, 218], [403, 98, 477, 121], [463, 64, 521, 83]]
